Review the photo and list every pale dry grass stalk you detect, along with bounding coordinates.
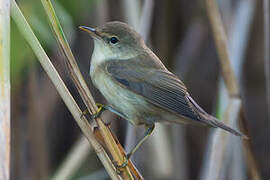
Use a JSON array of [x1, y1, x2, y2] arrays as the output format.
[[206, 0, 239, 96], [122, 0, 140, 28], [139, 0, 154, 41], [228, 1, 256, 179], [201, 99, 242, 180], [10, 1, 120, 179], [53, 1, 110, 179], [239, 109, 261, 180], [0, 0, 10, 179], [150, 124, 173, 177], [203, 0, 261, 179], [40, 0, 139, 179]]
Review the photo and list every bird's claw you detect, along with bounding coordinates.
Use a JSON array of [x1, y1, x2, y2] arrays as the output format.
[[81, 103, 106, 120], [96, 103, 104, 110], [91, 103, 106, 119]]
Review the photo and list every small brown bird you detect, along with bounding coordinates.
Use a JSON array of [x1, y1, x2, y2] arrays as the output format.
[[80, 21, 245, 166]]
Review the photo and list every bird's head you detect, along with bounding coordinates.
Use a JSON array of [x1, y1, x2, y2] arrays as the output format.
[[80, 21, 145, 60]]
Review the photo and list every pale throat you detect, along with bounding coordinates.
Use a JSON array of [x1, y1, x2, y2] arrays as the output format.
[[90, 40, 137, 75]]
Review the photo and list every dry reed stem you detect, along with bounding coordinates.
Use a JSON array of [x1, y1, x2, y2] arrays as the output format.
[[52, 1, 111, 178], [239, 108, 261, 180], [10, 1, 120, 179], [0, 0, 10, 179], [105, 127, 144, 180], [206, 0, 261, 179], [201, 99, 241, 180], [40, 0, 137, 179], [206, 0, 239, 97]]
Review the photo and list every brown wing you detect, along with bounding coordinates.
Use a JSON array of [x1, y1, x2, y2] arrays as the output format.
[[105, 59, 201, 121], [103, 58, 245, 137]]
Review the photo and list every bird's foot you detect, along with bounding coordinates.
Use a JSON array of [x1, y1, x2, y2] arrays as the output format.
[[91, 103, 107, 120], [80, 103, 107, 120]]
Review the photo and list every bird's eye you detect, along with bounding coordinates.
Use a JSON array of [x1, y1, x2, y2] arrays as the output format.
[[110, 37, 118, 44]]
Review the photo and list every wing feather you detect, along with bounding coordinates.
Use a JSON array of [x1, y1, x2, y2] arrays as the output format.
[[105, 59, 200, 121]]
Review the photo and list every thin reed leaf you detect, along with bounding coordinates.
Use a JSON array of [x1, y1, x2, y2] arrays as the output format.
[[40, 0, 137, 179], [10, 1, 120, 179], [0, 0, 10, 179]]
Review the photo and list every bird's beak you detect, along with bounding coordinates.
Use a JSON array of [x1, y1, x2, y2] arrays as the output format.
[[79, 26, 100, 39]]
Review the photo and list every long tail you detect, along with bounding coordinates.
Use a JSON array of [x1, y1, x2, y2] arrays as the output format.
[[187, 96, 248, 139], [201, 114, 248, 139]]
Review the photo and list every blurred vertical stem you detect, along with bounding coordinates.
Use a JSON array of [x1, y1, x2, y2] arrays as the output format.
[[122, 0, 140, 27], [227, 1, 256, 179], [206, 0, 239, 96], [52, 136, 92, 180], [10, 1, 120, 179], [0, 0, 10, 179], [204, 0, 261, 179], [54, 1, 111, 179], [139, 0, 154, 41], [39, 0, 135, 179], [264, 0, 270, 123]]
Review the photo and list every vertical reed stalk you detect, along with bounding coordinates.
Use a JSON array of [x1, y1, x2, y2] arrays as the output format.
[[10, 1, 120, 179], [201, 0, 261, 179], [0, 0, 10, 179], [39, 0, 137, 179]]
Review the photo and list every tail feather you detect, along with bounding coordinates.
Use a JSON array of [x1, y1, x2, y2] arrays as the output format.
[[201, 114, 248, 139], [187, 96, 248, 139]]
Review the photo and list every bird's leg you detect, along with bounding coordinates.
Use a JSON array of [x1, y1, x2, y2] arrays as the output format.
[[117, 123, 155, 169], [91, 103, 107, 119], [81, 104, 127, 121], [104, 106, 127, 119]]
